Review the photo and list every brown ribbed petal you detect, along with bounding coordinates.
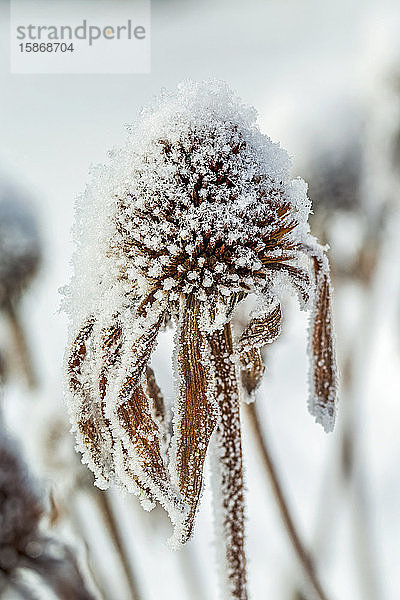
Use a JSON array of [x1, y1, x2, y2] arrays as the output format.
[[115, 314, 183, 509], [68, 319, 115, 483], [310, 258, 337, 431], [117, 383, 171, 502], [100, 317, 164, 505], [68, 311, 183, 510], [171, 294, 218, 544]]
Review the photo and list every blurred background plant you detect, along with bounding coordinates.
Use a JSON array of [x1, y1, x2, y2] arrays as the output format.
[[1, 0, 400, 598], [0, 426, 95, 600], [0, 180, 40, 390]]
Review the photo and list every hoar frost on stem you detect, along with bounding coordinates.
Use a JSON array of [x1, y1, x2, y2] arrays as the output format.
[[64, 80, 338, 600]]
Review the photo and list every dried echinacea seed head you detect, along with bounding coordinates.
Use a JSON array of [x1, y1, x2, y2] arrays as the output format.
[[110, 83, 315, 331], [64, 80, 338, 568]]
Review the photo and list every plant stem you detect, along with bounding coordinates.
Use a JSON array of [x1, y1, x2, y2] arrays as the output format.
[[210, 324, 247, 600], [4, 299, 37, 389], [246, 402, 331, 600], [95, 490, 142, 600]]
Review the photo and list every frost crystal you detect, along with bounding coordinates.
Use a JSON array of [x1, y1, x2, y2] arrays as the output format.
[[64, 80, 338, 599]]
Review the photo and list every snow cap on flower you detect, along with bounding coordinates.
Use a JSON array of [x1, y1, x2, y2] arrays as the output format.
[[67, 80, 312, 326], [65, 80, 338, 559]]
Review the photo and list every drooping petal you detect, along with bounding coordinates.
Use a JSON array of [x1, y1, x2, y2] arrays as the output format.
[[209, 324, 247, 600], [308, 257, 338, 432], [66, 306, 184, 515], [169, 294, 218, 546], [104, 311, 185, 517], [67, 318, 116, 488], [236, 303, 282, 395], [295, 240, 338, 431]]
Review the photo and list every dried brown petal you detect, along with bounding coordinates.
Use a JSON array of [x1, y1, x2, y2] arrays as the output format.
[[237, 304, 282, 394], [240, 348, 265, 395], [117, 385, 171, 499], [67, 311, 180, 509], [171, 295, 218, 545], [309, 258, 337, 432], [68, 319, 115, 484], [237, 303, 281, 352], [113, 314, 183, 511]]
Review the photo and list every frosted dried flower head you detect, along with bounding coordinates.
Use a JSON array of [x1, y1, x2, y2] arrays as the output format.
[[65, 81, 337, 595], [0, 183, 41, 307]]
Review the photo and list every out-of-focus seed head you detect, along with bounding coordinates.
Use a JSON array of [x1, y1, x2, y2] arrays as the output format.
[[306, 139, 362, 216], [0, 432, 43, 572]]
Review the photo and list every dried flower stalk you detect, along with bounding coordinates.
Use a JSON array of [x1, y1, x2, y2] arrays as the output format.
[[64, 80, 338, 599], [0, 187, 40, 389], [246, 403, 330, 600], [209, 324, 246, 599]]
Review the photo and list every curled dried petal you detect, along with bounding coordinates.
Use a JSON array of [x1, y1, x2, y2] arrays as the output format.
[[105, 311, 184, 515], [117, 385, 173, 506], [237, 303, 282, 394], [237, 303, 281, 354], [67, 309, 184, 515]]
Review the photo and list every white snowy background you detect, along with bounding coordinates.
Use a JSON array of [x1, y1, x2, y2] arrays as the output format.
[[1, 0, 400, 599]]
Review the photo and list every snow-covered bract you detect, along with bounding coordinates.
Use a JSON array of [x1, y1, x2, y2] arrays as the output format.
[[64, 80, 338, 599]]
